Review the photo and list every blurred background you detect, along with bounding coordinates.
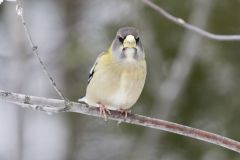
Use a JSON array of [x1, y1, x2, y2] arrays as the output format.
[[0, 0, 240, 159]]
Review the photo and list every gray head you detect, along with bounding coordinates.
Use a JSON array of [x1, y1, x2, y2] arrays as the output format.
[[111, 27, 145, 63]]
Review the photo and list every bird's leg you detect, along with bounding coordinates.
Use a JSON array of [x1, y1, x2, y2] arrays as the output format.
[[98, 103, 111, 121], [119, 109, 131, 119]]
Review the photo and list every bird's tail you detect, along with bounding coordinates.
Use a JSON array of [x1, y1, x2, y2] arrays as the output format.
[[78, 96, 87, 103]]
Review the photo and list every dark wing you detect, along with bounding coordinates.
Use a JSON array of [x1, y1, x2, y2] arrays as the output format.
[[87, 60, 97, 83], [87, 52, 105, 84]]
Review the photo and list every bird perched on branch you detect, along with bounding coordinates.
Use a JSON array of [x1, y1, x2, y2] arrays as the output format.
[[79, 27, 147, 120]]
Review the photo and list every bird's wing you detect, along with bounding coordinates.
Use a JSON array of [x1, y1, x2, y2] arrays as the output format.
[[87, 52, 106, 84], [78, 52, 106, 102]]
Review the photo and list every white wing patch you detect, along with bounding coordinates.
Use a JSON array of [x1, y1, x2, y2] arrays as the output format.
[[87, 61, 97, 84], [87, 52, 105, 84]]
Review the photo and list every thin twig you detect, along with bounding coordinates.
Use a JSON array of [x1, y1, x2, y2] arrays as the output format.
[[15, 0, 68, 102], [142, 0, 240, 41], [0, 89, 240, 153], [131, 1, 213, 159]]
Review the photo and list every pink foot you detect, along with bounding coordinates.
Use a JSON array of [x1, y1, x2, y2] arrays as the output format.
[[98, 103, 111, 121], [119, 109, 131, 119]]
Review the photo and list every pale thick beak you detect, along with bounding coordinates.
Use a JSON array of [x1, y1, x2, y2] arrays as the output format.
[[123, 35, 136, 48]]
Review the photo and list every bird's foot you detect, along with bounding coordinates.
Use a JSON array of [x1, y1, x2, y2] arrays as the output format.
[[119, 109, 131, 119], [98, 103, 111, 121]]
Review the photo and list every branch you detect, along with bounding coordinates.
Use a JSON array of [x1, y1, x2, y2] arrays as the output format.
[[142, 0, 240, 41], [0, 90, 240, 153], [15, 0, 68, 101], [131, 1, 214, 159]]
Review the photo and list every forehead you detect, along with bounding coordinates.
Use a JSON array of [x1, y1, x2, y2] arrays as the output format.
[[117, 27, 139, 38]]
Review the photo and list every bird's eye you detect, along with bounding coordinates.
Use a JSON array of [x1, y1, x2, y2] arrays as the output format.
[[136, 37, 140, 43], [118, 36, 124, 43]]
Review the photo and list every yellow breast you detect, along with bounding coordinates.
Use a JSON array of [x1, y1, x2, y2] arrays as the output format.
[[85, 52, 147, 110]]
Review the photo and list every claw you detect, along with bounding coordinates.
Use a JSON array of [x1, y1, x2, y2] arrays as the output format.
[[98, 103, 111, 121], [119, 109, 131, 119]]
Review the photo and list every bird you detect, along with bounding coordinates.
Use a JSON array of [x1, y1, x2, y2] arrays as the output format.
[[79, 27, 147, 120]]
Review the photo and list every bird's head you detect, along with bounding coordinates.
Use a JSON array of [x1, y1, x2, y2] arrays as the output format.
[[111, 27, 145, 63]]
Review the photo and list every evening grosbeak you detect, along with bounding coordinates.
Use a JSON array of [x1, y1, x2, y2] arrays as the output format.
[[79, 27, 147, 120]]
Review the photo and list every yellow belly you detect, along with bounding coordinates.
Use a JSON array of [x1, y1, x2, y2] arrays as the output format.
[[85, 60, 146, 110]]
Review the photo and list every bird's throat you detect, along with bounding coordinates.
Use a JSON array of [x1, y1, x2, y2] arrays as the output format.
[[123, 48, 137, 62]]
